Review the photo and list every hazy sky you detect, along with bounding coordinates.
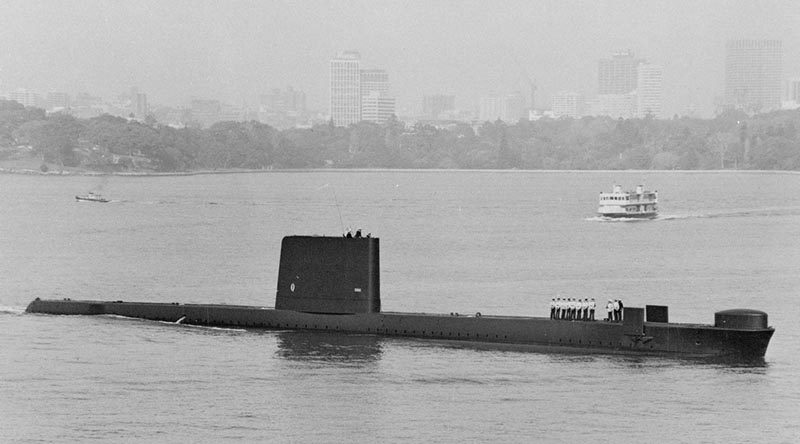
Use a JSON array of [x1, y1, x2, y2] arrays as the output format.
[[1, 0, 798, 117]]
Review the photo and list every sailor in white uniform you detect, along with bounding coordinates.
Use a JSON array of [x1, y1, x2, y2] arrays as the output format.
[[589, 298, 596, 321], [606, 299, 614, 322]]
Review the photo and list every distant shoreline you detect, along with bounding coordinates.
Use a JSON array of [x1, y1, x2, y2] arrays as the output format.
[[3, 165, 798, 177]]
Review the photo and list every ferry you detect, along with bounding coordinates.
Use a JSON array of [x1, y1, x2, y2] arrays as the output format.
[[598, 185, 657, 219], [75, 192, 110, 203]]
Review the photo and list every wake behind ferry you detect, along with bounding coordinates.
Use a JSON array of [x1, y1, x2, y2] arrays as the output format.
[[598, 185, 658, 219]]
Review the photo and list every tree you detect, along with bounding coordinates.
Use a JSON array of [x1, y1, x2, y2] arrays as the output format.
[[16, 115, 83, 166]]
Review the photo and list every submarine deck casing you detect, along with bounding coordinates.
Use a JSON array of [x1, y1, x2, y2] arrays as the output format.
[[25, 235, 774, 359], [24, 299, 774, 358]]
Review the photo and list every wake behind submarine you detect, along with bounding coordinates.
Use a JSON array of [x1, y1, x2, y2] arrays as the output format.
[[26, 235, 774, 359]]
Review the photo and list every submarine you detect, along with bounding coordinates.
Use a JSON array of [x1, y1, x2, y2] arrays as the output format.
[[26, 235, 774, 359]]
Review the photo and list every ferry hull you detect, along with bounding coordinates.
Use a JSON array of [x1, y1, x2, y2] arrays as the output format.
[[598, 212, 657, 219], [25, 298, 774, 359]]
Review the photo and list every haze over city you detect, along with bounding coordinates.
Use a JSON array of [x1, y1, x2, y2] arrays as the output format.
[[1, 0, 799, 118]]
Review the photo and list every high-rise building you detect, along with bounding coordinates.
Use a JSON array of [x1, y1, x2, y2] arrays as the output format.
[[330, 51, 362, 126], [361, 91, 396, 124], [479, 93, 525, 122], [360, 69, 389, 96], [9, 89, 44, 108], [784, 78, 800, 110], [479, 96, 500, 122], [594, 93, 637, 119], [636, 64, 662, 118], [724, 39, 782, 113], [260, 86, 306, 114], [596, 50, 645, 119], [46, 92, 71, 110], [551, 91, 583, 118], [258, 86, 308, 129], [598, 50, 641, 95], [784, 78, 800, 101], [422, 95, 456, 119], [190, 99, 222, 127], [73, 92, 102, 107], [360, 69, 395, 123]]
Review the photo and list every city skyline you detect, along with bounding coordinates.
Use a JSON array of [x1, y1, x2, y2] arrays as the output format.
[[1, 0, 799, 118]]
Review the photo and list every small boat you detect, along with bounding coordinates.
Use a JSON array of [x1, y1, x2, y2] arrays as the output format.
[[598, 185, 657, 218], [75, 192, 110, 203]]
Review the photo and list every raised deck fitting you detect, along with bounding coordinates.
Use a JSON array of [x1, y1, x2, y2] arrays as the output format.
[[715, 309, 769, 330], [26, 235, 774, 359]]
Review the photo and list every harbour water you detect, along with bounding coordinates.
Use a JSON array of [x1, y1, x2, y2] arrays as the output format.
[[1, 170, 799, 443]]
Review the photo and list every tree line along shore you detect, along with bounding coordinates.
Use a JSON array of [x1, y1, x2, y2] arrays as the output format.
[[1, 99, 799, 174]]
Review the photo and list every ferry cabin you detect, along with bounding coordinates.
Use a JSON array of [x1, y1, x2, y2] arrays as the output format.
[[598, 185, 658, 218]]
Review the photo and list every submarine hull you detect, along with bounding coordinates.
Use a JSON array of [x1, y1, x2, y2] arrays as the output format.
[[24, 236, 774, 360], [25, 298, 774, 359]]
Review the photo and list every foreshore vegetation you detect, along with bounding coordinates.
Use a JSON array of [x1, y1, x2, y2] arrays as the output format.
[[1, 99, 798, 173]]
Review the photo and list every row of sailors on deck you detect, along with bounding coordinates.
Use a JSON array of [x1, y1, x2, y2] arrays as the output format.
[[550, 298, 596, 321], [607, 299, 624, 322], [551, 298, 625, 322]]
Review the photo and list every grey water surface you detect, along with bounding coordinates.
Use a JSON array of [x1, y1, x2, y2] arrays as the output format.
[[2, 170, 799, 443]]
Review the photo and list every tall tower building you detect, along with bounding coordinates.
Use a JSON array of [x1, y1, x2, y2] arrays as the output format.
[[360, 69, 389, 96], [46, 92, 71, 110], [636, 64, 662, 118], [783, 78, 800, 110], [330, 51, 362, 126], [787, 78, 800, 103], [598, 50, 641, 95], [360, 69, 395, 123], [596, 50, 643, 119], [724, 39, 782, 113], [361, 91, 396, 124]]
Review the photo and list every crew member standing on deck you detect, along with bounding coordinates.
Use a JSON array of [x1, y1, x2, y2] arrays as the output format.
[[607, 299, 614, 321], [589, 298, 596, 321], [550, 298, 556, 319], [613, 299, 621, 322], [618, 299, 624, 321]]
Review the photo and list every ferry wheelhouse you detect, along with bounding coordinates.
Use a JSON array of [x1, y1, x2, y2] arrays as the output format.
[[598, 185, 658, 219]]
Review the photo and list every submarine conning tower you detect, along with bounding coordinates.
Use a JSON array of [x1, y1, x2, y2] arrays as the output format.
[[275, 235, 380, 314]]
